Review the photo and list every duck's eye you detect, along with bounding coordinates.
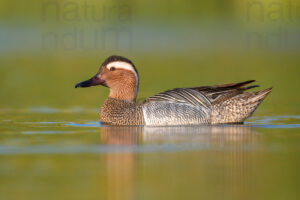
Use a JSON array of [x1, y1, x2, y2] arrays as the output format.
[[110, 67, 116, 71]]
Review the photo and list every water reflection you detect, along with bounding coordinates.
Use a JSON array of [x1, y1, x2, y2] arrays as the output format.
[[142, 125, 258, 146], [100, 127, 140, 200], [100, 125, 258, 146], [99, 125, 259, 200], [100, 126, 140, 145]]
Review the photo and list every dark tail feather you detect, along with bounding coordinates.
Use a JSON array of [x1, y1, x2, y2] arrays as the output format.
[[214, 80, 256, 89], [244, 85, 259, 90], [233, 80, 256, 88]]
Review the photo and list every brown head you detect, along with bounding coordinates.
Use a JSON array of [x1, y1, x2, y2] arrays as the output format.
[[75, 55, 139, 102]]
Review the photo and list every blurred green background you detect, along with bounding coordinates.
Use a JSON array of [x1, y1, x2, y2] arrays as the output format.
[[0, 0, 299, 113], [0, 1, 300, 200]]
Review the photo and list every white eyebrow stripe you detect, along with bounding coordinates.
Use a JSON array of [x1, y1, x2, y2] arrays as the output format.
[[106, 61, 139, 91], [106, 61, 134, 72]]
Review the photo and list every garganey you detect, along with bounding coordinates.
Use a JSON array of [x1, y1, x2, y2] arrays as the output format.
[[75, 55, 272, 126]]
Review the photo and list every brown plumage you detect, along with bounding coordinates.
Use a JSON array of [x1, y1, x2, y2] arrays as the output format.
[[100, 98, 144, 125], [75, 55, 272, 126]]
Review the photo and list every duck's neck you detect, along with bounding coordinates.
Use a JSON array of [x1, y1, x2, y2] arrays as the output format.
[[109, 83, 138, 102]]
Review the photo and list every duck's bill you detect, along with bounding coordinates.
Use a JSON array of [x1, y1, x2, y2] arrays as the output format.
[[75, 76, 106, 88]]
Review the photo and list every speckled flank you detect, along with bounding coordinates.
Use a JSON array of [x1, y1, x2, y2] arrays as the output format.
[[211, 88, 272, 124], [100, 98, 144, 125]]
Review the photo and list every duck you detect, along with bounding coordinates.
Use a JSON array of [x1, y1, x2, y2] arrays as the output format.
[[75, 55, 272, 126]]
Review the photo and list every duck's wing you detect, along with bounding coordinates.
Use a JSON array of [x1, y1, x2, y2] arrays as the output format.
[[146, 80, 257, 105], [146, 88, 211, 108], [189, 80, 259, 105]]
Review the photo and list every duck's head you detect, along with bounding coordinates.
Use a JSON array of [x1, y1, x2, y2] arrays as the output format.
[[75, 55, 139, 101]]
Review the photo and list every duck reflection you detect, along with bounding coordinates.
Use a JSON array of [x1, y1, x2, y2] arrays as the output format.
[[99, 125, 259, 200], [99, 126, 140, 200], [100, 126, 140, 145], [100, 125, 257, 146], [141, 125, 258, 146]]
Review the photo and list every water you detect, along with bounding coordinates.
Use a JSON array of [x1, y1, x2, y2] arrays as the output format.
[[0, 108, 299, 200]]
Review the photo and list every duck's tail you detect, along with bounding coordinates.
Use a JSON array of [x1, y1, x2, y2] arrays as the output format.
[[211, 87, 272, 124]]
